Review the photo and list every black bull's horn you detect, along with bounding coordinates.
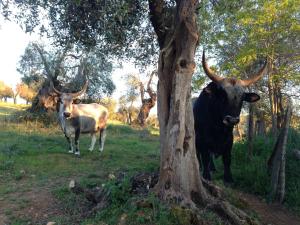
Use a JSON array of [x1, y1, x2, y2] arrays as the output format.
[[202, 50, 268, 86]]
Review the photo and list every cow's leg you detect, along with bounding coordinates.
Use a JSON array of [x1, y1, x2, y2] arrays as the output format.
[[201, 151, 212, 181], [65, 133, 74, 153], [74, 129, 80, 156], [99, 128, 106, 152], [88, 133, 97, 151], [222, 150, 233, 183]]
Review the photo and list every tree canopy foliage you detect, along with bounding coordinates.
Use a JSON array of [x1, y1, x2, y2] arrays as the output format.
[[0, 81, 14, 101], [195, 0, 300, 134], [2, 0, 158, 68], [16, 83, 36, 104], [17, 42, 115, 99], [197, 0, 299, 84]]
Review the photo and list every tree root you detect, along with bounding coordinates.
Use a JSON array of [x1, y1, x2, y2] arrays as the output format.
[[201, 178, 223, 198], [154, 185, 258, 225], [207, 200, 259, 225], [200, 178, 258, 224]]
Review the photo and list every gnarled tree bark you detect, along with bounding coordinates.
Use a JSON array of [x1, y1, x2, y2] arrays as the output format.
[[149, 1, 260, 224], [150, 0, 206, 204]]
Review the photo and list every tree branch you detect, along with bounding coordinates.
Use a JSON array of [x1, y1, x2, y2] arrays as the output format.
[[140, 82, 145, 102], [146, 70, 156, 97], [33, 44, 53, 80], [53, 47, 70, 79], [148, 0, 168, 49]]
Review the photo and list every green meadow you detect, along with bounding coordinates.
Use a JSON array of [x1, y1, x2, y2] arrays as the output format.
[[0, 102, 299, 225]]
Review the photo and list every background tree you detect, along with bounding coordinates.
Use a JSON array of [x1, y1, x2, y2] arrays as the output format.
[[118, 92, 139, 125], [268, 100, 292, 203], [17, 83, 36, 104], [17, 42, 115, 111], [98, 97, 117, 120], [197, 0, 300, 136], [0, 81, 14, 102], [122, 71, 158, 126], [137, 70, 157, 127], [12, 87, 20, 104]]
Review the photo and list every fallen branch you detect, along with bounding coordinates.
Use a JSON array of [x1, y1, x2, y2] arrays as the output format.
[[69, 179, 110, 216]]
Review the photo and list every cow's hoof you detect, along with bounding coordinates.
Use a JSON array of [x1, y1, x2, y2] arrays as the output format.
[[68, 150, 74, 154], [224, 177, 234, 186], [74, 152, 80, 157], [88, 148, 94, 152], [99, 148, 104, 152]]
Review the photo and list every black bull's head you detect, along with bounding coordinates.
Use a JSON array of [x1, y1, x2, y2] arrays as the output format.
[[202, 51, 267, 126]]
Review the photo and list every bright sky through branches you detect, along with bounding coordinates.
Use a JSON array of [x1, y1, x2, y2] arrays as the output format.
[[0, 18, 31, 87], [0, 16, 136, 100], [0, 15, 158, 117]]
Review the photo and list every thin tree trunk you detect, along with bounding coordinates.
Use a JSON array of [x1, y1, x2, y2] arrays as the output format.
[[268, 100, 292, 203], [267, 60, 278, 136], [255, 111, 266, 137], [247, 104, 255, 159], [255, 119, 266, 137], [276, 88, 284, 129]]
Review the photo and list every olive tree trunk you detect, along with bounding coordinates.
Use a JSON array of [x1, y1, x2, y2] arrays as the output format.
[[149, 0, 206, 203], [149, 2, 261, 223]]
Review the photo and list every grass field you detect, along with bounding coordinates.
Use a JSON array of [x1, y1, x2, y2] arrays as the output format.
[[0, 103, 162, 224], [213, 133, 300, 215], [0, 102, 299, 225]]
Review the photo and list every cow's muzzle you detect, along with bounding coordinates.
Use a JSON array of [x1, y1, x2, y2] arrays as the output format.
[[63, 112, 71, 118], [223, 115, 240, 126]]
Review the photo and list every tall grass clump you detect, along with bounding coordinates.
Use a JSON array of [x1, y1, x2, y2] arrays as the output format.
[[228, 129, 300, 214]]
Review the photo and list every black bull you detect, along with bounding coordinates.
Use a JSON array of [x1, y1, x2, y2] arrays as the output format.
[[193, 52, 267, 183]]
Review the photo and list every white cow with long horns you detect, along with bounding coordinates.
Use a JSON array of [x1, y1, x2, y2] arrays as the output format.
[[52, 81, 108, 156]]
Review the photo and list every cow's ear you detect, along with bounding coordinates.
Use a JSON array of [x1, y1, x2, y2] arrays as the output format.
[[73, 99, 81, 104], [244, 93, 260, 103]]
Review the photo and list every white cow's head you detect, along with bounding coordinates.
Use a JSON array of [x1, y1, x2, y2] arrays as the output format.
[[51, 81, 88, 118]]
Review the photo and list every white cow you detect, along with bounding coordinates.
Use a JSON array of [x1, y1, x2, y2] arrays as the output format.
[[52, 81, 108, 156]]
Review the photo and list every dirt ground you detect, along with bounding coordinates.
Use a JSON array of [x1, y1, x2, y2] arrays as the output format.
[[237, 192, 300, 225], [1, 183, 300, 225], [0, 186, 63, 225]]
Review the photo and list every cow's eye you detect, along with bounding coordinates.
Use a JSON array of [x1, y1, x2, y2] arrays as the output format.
[[73, 99, 81, 104]]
